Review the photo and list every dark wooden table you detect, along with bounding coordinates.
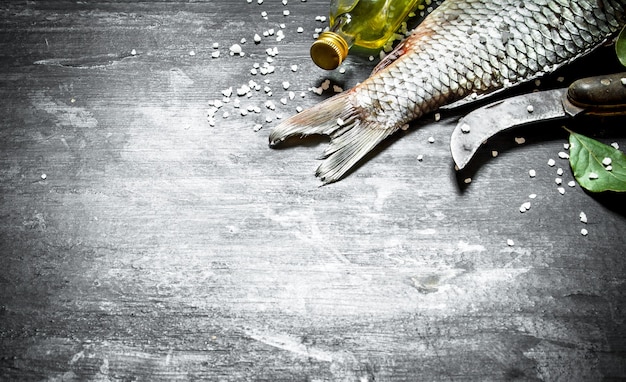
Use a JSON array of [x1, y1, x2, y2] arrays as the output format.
[[1, 1, 625, 380]]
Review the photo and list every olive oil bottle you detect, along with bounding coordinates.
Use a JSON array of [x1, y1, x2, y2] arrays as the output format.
[[310, 0, 423, 70]]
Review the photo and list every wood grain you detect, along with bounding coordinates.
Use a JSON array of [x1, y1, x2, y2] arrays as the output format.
[[1, 1, 625, 380]]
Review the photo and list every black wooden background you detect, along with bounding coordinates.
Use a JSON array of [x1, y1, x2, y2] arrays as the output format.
[[1, 1, 625, 380]]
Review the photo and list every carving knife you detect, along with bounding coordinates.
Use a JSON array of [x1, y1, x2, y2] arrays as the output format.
[[450, 72, 626, 170]]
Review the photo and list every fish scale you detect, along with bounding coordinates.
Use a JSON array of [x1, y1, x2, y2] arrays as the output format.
[[269, 0, 626, 184]]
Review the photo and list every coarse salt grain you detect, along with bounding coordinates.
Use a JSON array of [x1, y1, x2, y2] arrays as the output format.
[[507, 239, 515, 247], [602, 157, 612, 166], [515, 137, 525, 144], [579, 212, 587, 223], [588, 172, 599, 180], [581, 228, 588, 236], [529, 169, 536, 178], [558, 151, 569, 159], [547, 159, 556, 167]]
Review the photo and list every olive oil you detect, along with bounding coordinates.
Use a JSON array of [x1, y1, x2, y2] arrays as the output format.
[[310, 0, 423, 70]]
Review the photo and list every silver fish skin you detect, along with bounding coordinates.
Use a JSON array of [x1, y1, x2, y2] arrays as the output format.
[[269, 0, 626, 184]]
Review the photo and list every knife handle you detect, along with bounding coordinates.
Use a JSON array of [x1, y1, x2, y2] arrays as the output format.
[[566, 72, 626, 115]]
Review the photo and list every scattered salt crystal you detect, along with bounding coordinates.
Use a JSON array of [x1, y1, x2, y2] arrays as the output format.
[[611, 142, 620, 150], [464, 177, 472, 184], [261, 11, 268, 18], [529, 169, 536, 178], [492, 150, 498, 158], [229, 44, 243, 55], [515, 137, 525, 144], [557, 76, 565, 82], [288, 91, 295, 100], [282, 81, 290, 90], [211, 51, 220, 58], [283, 10, 290, 16], [41, 173, 47, 180], [321, 79, 331, 90], [417, 154, 423, 161], [434, 113, 441, 122], [297, 27, 304, 33], [369, 56, 375, 61], [558, 151, 569, 159], [265, 115, 273, 123], [563, 143, 570, 150], [557, 187, 565, 195], [254, 34, 262, 43], [222, 87, 233, 97], [131, 49, 137, 55], [581, 228, 588, 236], [519, 201, 531, 213], [212, 42, 219, 49], [333, 85, 343, 93], [622, 78, 626, 86], [568, 181, 576, 187], [555, 178, 562, 185], [282, 0, 288, 4], [579, 212, 587, 223], [547, 158, 556, 167], [236, 84, 251, 96], [250, 68, 258, 75], [296, 106, 303, 113], [290, 64, 298, 72], [602, 157, 612, 166], [529, 194, 537, 199], [507, 239, 515, 247], [400, 124, 409, 131], [339, 67, 346, 74], [336, 118, 345, 126], [460, 123, 471, 133], [588, 172, 599, 180], [257, 0, 263, 4], [280, 97, 287, 105], [556, 168, 564, 176], [253, 124, 263, 132], [526, 105, 534, 113], [606, 165, 613, 171], [428, 136, 435, 143]]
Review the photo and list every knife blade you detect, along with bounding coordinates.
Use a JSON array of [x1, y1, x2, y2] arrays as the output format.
[[450, 72, 626, 170]]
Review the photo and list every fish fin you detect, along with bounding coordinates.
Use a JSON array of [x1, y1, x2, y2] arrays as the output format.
[[269, 92, 398, 184], [371, 39, 409, 74]]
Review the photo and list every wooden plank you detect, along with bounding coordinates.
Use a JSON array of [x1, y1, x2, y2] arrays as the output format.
[[1, 1, 625, 380]]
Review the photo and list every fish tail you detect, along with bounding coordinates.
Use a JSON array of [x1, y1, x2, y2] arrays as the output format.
[[269, 92, 398, 184]]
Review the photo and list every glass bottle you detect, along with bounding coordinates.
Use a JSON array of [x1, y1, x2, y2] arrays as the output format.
[[310, 0, 423, 70]]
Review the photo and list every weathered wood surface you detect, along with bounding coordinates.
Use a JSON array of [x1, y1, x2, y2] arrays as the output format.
[[1, 1, 625, 380]]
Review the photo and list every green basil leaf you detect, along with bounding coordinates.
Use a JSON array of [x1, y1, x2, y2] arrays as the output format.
[[568, 131, 626, 193], [617, 25, 626, 67]]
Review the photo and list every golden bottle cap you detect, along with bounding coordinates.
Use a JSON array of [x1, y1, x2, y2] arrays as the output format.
[[310, 31, 349, 70]]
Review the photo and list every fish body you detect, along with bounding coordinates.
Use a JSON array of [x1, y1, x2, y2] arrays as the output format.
[[269, 0, 626, 183]]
